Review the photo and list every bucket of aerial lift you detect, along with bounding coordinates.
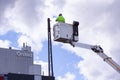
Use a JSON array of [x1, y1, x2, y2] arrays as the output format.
[[53, 21, 79, 43]]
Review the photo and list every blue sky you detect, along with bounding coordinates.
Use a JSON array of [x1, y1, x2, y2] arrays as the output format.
[[0, 31, 21, 47], [0, 0, 120, 80], [38, 41, 83, 79]]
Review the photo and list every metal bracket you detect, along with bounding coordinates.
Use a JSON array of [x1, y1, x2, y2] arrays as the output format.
[[91, 45, 104, 53]]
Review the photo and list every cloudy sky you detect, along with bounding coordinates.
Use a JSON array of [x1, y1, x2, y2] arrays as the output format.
[[0, 0, 120, 80]]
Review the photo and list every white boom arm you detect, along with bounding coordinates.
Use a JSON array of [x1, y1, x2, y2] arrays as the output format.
[[71, 42, 120, 73], [53, 21, 120, 73]]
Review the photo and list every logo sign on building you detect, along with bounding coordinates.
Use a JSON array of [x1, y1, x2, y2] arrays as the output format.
[[16, 51, 32, 57]]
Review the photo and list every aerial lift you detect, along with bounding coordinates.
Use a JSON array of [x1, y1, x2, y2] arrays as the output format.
[[53, 21, 120, 74]]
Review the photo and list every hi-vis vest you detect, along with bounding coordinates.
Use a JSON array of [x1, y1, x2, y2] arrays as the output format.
[[56, 16, 65, 23]]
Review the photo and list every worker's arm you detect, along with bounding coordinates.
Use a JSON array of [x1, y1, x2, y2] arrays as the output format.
[[55, 17, 59, 22]]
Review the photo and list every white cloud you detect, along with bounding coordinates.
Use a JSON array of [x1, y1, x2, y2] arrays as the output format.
[[52, 0, 66, 9], [34, 60, 48, 76], [78, 0, 114, 5], [59, 0, 120, 79], [0, 25, 12, 35], [0, 40, 11, 48], [1, 0, 120, 79], [77, 49, 120, 80], [17, 34, 43, 53], [2, 0, 47, 53], [57, 72, 76, 80], [0, 0, 65, 52]]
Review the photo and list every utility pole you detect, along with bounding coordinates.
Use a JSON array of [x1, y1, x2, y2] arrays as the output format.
[[47, 18, 54, 77]]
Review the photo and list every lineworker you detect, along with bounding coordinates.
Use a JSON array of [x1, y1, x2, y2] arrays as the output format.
[[56, 13, 65, 23]]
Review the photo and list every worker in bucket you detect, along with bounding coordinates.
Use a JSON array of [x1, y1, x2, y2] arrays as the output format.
[[56, 13, 65, 23]]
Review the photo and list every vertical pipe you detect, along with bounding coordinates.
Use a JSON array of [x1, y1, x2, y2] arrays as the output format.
[[47, 18, 54, 76], [49, 26, 54, 76], [48, 18, 51, 76]]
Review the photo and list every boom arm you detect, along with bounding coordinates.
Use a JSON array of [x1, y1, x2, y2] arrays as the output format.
[[53, 21, 120, 74], [71, 42, 120, 73]]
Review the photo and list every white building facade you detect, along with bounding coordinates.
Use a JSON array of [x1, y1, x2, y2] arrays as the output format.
[[0, 43, 40, 75]]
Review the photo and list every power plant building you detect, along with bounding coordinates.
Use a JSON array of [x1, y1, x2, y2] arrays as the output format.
[[0, 43, 54, 80]]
